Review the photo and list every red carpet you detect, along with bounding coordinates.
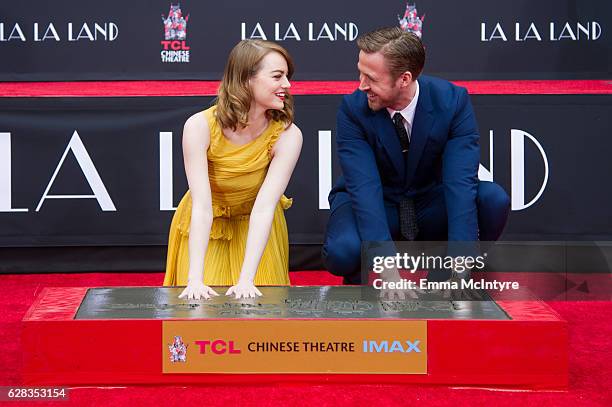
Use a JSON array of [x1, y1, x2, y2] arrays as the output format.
[[1, 272, 610, 406]]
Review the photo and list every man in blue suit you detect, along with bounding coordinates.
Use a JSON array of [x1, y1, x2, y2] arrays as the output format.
[[323, 27, 510, 284]]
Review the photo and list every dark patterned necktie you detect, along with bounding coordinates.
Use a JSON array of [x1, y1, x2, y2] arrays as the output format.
[[392, 112, 410, 153], [393, 113, 418, 240], [399, 198, 419, 241]]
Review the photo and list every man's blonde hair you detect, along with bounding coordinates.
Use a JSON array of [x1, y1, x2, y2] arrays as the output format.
[[357, 27, 425, 79]]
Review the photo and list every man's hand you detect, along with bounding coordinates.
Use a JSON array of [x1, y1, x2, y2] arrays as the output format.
[[378, 268, 417, 300]]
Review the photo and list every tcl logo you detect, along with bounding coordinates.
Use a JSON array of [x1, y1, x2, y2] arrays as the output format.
[[194, 340, 241, 355]]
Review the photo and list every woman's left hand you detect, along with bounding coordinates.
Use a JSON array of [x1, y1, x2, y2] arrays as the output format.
[[226, 281, 263, 299]]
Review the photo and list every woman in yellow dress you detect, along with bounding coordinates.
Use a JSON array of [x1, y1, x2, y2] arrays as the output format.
[[163, 39, 302, 300]]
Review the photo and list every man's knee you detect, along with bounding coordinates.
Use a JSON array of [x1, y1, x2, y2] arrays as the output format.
[[477, 181, 510, 240], [322, 235, 361, 277], [478, 181, 510, 216]]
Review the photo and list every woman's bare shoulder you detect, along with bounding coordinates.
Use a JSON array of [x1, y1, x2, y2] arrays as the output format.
[[184, 111, 209, 132], [280, 122, 302, 140], [183, 111, 211, 148], [272, 122, 302, 157]]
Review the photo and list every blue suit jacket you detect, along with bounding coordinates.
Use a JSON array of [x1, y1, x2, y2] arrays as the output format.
[[329, 75, 480, 242]]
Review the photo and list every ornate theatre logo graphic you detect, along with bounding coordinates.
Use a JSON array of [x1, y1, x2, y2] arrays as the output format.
[[168, 336, 188, 362], [160, 3, 190, 63], [398, 2, 425, 38]]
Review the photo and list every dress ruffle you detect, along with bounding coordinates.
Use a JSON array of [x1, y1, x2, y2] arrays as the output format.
[[176, 192, 292, 241]]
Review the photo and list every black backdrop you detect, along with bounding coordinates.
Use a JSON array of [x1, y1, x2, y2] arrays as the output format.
[[1, 94, 610, 250], [1, 0, 610, 81], [1, 0, 610, 272]]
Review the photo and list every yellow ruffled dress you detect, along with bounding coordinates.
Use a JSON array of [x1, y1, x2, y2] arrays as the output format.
[[163, 106, 292, 286]]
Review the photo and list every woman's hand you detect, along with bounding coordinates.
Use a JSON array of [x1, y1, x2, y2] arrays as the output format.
[[178, 280, 219, 300], [226, 281, 263, 299]]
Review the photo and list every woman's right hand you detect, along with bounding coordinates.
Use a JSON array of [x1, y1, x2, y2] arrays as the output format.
[[178, 280, 219, 300]]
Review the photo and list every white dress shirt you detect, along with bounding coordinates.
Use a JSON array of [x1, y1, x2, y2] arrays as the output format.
[[387, 80, 420, 142]]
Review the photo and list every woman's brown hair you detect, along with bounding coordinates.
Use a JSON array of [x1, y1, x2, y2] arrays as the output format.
[[215, 39, 295, 130]]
